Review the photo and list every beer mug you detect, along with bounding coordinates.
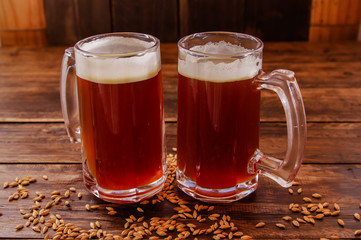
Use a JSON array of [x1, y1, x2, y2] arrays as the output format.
[[177, 32, 306, 203], [60, 33, 167, 203]]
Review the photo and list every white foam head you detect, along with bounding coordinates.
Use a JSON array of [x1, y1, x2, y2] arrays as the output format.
[[178, 41, 261, 82], [75, 36, 160, 84]]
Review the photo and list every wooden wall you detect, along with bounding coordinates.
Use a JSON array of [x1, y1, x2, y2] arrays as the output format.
[[309, 0, 361, 42], [0, 0, 47, 46], [0, 0, 360, 46]]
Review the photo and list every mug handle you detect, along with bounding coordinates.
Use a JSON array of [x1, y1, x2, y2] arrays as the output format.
[[249, 69, 307, 188], [60, 47, 81, 143]]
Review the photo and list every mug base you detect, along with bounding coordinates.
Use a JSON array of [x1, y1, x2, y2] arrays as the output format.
[[176, 170, 258, 203], [83, 162, 167, 204]]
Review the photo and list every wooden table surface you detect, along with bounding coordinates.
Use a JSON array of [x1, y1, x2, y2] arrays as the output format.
[[0, 42, 361, 240]]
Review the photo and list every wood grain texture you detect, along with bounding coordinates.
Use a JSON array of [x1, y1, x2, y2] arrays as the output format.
[[74, 0, 111, 40], [44, 0, 111, 46], [309, 0, 361, 42], [0, 164, 360, 239], [0, 0, 47, 46], [111, 0, 178, 42], [245, 0, 312, 41], [179, 0, 246, 38], [0, 0, 46, 30], [43, 0, 78, 46], [0, 41, 360, 239], [311, 0, 361, 25], [0, 30, 47, 47], [0, 122, 361, 164], [0, 42, 361, 122]]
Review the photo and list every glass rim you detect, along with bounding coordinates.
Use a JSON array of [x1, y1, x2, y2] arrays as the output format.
[[74, 32, 160, 58], [178, 31, 264, 58]]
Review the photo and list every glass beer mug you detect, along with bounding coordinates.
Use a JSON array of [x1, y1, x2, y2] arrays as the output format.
[[60, 33, 167, 203], [177, 32, 306, 203]]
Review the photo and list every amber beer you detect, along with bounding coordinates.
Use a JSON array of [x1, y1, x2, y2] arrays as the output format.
[[177, 39, 262, 198], [77, 72, 164, 190], [177, 75, 260, 190], [73, 34, 165, 202]]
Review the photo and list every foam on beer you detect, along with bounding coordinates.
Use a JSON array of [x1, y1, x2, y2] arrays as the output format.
[[178, 41, 261, 82], [75, 36, 160, 84]]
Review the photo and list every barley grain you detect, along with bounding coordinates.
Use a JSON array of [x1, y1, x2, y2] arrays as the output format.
[[42, 226, 48, 234], [240, 236, 252, 240], [276, 223, 286, 229], [297, 218, 306, 224], [337, 219, 345, 227], [108, 210, 117, 215], [32, 225, 41, 232], [292, 220, 300, 227], [10, 182, 18, 187], [255, 222, 265, 228], [233, 231, 243, 237], [43, 175, 48, 180], [312, 193, 322, 199], [51, 191, 60, 195], [15, 224, 24, 231], [64, 190, 70, 198], [331, 211, 340, 216], [282, 216, 292, 221]]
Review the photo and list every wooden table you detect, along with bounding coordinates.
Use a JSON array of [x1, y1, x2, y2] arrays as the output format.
[[0, 42, 361, 240]]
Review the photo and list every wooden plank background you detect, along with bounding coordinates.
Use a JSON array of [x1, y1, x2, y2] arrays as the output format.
[[309, 0, 361, 42], [0, 0, 47, 46], [3, 0, 361, 46]]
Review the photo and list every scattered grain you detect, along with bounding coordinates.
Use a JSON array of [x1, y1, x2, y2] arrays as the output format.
[[43, 175, 48, 180], [282, 216, 292, 221], [331, 211, 340, 216], [292, 220, 300, 227], [241, 236, 252, 239], [255, 222, 265, 228], [312, 193, 322, 199], [108, 210, 117, 216], [337, 219, 345, 227], [276, 223, 286, 229], [15, 224, 24, 231]]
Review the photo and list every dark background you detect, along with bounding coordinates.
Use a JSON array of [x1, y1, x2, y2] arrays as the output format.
[[43, 0, 312, 45]]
